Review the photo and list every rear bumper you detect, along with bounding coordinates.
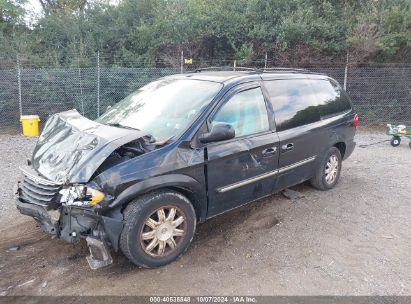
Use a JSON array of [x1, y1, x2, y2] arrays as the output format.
[[343, 140, 356, 160]]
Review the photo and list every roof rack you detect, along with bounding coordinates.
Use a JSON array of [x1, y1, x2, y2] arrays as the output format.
[[192, 66, 257, 73], [191, 66, 320, 75], [261, 67, 311, 73]]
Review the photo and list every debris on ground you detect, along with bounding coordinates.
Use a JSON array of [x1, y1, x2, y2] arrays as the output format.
[[281, 188, 304, 202], [7, 246, 20, 252], [68, 252, 85, 261], [16, 279, 35, 288]]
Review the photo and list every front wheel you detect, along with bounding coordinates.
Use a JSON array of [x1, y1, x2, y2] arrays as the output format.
[[310, 147, 342, 190], [390, 136, 401, 147], [120, 190, 196, 268]]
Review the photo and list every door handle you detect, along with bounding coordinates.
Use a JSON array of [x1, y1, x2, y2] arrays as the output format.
[[262, 147, 277, 157], [281, 143, 294, 152]]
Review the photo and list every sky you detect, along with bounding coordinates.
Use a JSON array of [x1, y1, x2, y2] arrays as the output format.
[[23, 0, 43, 24], [22, 0, 120, 25], [25, 0, 42, 14]]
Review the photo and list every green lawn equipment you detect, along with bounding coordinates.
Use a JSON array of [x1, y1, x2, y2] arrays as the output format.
[[387, 124, 411, 149]]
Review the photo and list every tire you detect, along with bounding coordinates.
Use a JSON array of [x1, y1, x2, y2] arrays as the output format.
[[390, 136, 401, 147], [409, 141, 411, 149], [310, 147, 342, 191], [120, 190, 196, 268]]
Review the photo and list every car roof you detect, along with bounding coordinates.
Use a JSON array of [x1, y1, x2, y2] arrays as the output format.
[[166, 71, 253, 83], [165, 69, 327, 84]]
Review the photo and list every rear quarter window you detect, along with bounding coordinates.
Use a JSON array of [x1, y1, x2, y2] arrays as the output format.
[[264, 79, 320, 131], [309, 79, 352, 119]]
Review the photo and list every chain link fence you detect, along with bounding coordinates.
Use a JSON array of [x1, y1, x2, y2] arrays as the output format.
[[0, 57, 410, 134]]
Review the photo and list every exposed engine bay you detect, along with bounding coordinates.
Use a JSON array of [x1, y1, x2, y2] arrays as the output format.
[[94, 136, 156, 176]]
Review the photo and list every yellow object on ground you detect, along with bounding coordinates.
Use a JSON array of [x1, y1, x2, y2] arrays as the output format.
[[20, 115, 40, 137]]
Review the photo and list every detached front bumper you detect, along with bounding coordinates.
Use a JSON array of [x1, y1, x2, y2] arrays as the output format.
[[15, 172, 95, 243], [15, 171, 122, 269], [15, 191, 118, 269], [16, 199, 59, 236]]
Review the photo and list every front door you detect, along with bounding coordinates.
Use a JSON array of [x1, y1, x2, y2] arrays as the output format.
[[205, 84, 280, 217]]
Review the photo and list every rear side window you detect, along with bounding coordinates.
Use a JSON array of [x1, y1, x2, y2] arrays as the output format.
[[264, 79, 320, 131], [211, 87, 269, 138], [309, 79, 352, 118]]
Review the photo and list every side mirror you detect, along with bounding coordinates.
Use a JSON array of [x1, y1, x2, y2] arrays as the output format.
[[199, 123, 235, 144]]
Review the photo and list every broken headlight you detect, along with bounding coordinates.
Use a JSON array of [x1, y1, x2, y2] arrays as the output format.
[[60, 185, 105, 207]]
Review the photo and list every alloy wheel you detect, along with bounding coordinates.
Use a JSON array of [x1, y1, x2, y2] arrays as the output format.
[[140, 206, 187, 257], [325, 154, 339, 184]]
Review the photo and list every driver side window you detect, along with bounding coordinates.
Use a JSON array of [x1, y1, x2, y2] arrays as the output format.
[[211, 87, 269, 138]]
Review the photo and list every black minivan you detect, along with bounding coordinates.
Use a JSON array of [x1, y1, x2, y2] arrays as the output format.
[[15, 69, 357, 269]]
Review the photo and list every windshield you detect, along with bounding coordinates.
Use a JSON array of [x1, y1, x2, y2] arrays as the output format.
[[97, 78, 223, 140]]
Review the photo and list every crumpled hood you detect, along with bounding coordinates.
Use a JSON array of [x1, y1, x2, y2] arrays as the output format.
[[32, 109, 148, 183]]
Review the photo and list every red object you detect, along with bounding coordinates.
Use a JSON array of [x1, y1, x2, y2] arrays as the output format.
[[353, 113, 359, 129]]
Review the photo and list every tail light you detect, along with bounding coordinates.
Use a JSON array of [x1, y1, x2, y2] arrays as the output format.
[[353, 113, 359, 129]]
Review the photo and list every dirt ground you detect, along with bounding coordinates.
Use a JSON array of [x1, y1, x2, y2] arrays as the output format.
[[0, 131, 410, 296]]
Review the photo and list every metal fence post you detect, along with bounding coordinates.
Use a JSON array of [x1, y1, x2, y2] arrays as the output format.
[[16, 54, 23, 117], [343, 51, 349, 91], [180, 50, 184, 74], [97, 51, 100, 117], [264, 52, 268, 70], [78, 57, 85, 115]]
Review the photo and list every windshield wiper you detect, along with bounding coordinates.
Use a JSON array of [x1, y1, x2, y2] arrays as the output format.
[[105, 123, 140, 131]]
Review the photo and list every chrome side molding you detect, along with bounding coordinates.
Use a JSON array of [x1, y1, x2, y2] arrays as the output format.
[[216, 155, 316, 193], [278, 156, 316, 174]]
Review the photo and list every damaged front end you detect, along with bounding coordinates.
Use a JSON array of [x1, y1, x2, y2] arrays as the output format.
[[15, 110, 155, 269], [15, 166, 116, 269]]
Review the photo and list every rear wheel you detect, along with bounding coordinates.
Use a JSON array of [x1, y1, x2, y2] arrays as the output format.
[[390, 136, 401, 147], [310, 147, 342, 190], [120, 190, 196, 268]]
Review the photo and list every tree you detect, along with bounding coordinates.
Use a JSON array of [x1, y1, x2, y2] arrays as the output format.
[[38, 0, 88, 15], [0, 0, 28, 64], [1, 0, 410, 68]]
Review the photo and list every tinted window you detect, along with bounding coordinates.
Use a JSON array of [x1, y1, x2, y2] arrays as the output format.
[[264, 79, 320, 131], [211, 87, 269, 137], [309, 79, 352, 118]]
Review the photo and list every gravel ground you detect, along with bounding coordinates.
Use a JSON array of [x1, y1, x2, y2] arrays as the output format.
[[0, 131, 410, 296], [0, 135, 37, 225]]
